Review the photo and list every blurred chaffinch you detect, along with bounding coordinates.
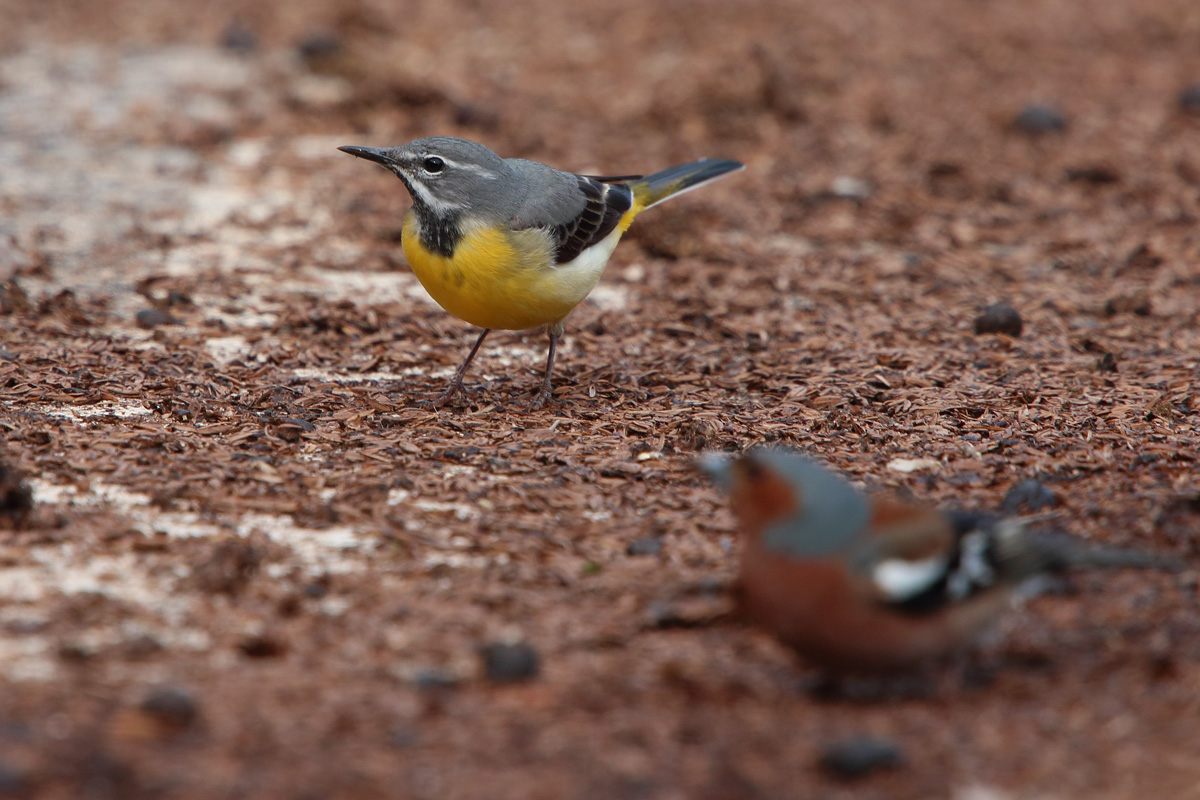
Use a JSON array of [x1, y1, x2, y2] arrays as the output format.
[[701, 448, 1181, 674]]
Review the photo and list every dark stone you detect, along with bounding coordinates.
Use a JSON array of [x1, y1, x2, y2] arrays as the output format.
[[818, 736, 905, 779], [1013, 104, 1066, 134], [239, 633, 287, 658], [1001, 478, 1057, 514], [626, 536, 662, 557], [1179, 85, 1200, 113], [480, 641, 540, 684], [220, 21, 258, 54], [57, 641, 93, 662], [135, 308, 179, 329], [276, 594, 301, 617], [0, 462, 33, 527], [1065, 165, 1120, 184], [388, 726, 419, 747], [303, 580, 329, 599], [140, 686, 199, 731], [297, 33, 343, 63], [973, 302, 1023, 337], [0, 759, 29, 795]]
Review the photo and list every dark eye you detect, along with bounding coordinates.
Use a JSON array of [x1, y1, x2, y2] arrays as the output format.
[[423, 156, 445, 173]]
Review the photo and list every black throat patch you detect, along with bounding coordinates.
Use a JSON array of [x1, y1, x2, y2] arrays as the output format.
[[395, 173, 461, 258], [413, 203, 461, 259]]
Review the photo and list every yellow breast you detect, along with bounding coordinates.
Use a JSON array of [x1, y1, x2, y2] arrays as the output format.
[[401, 211, 627, 331]]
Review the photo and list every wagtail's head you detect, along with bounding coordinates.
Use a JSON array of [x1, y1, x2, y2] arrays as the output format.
[[339, 136, 512, 216]]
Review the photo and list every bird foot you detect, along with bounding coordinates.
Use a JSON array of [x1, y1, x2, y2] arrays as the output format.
[[525, 384, 557, 411], [417, 379, 471, 410]]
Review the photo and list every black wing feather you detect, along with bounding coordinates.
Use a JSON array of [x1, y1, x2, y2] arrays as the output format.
[[582, 174, 643, 183], [880, 507, 1178, 618], [548, 176, 633, 265], [886, 512, 1003, 616]]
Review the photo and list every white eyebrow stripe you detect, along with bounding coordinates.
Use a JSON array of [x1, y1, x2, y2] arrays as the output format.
[[435, 158, 499, 179]]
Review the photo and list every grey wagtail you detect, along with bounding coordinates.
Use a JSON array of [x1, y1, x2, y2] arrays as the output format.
[[338, 136, 744, 408]]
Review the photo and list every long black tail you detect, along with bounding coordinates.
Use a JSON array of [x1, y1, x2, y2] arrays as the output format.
[[629, 159, 745, 211]]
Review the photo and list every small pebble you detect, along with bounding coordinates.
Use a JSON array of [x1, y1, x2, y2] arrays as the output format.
[[140, 686, 199, 731], [0, 760, 28, 795], [626, 536, 662, 557], [973, 302, 1023, 337], [1001, 479, 1057, 514], [297, 33, 343, 63], [480, 641, 540, 684], [220, 21, 258, 54], [135, 308, 179, 329], [829, 176, 871, 201], [57, 641, 92, 662], [239, 633, 287, 658], [388, 726, 419, 747], [0, 461, 33, 527], [818, 736, 905, 779], [1179, 85, 1200, 113], [1013, 104, 1066, 134], [1065, 164, 1119, 184], [643, 602, 682, 629]]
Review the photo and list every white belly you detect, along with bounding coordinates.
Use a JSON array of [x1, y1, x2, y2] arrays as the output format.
[[549, 226, 624, 308]]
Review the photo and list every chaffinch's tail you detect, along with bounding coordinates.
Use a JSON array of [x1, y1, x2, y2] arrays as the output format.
[[1024, 530, 1184, 572], [981, 517, 1185, 583]]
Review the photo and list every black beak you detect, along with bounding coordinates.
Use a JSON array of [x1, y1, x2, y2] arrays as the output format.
[[338, 145, 397, 167]]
